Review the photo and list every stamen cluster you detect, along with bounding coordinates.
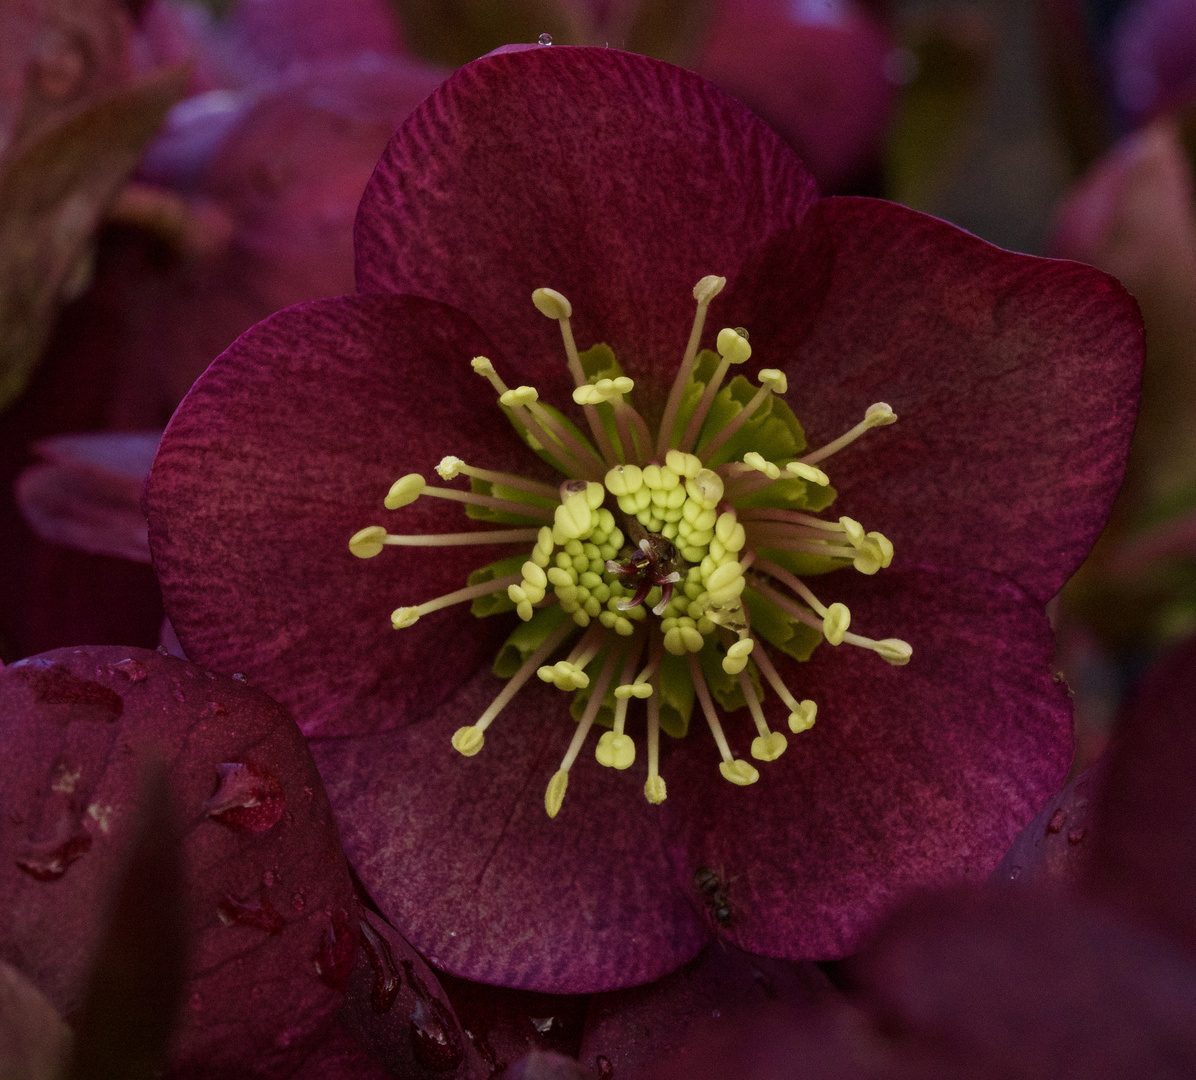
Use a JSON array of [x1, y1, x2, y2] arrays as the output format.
[[349, 277, 911, 817]]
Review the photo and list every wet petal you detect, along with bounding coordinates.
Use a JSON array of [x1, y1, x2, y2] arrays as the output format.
[[0, 646, 355, 1078]]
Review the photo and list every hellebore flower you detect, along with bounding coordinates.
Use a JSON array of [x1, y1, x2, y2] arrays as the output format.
[[147, 47, 1143, 992]]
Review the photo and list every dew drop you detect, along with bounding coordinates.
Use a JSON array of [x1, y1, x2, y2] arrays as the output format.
[[312, 908, 357, 990], [13, 662, 123, 719], [1008, 865, 1023, 880], [1046, 809, 1067, 835], [16, 834, 92, 881], [217, 888, 286, 935], [232, 672, 248, 683], [157, 645, 170, 657], [538, 32, 553, 44], [531, 1017, 555, 1034], [203, 761, 285, 832], [359, 918, 400, 1014], [111, 658, 147, 683], [410, 997, 465, 1071], [596, 1055, 614, 1080]]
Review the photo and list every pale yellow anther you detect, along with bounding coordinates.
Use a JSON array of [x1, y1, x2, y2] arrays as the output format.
[[436, 456, 464, 480], [537, 661, 590, 690], [500, 385, 539, 407], [751, 731, 788, 761], [693, 275, 726, 304], [721, 636, 754, 675], [865, 402, 897, 426], [584, 482, 606, 509], [716, 327, 752, 364], [349, 526, 387, 559], [823, 602, 851, 646], [789, 699, 817, 733], [839, 517, 865, 545], [384, 473, 425, 510], [595, 731, 636, 769], [787, 461, 830, 486], [545, 769, 569, 818], [644, 774, 668, 804], [874, 639, 913, 666], [532, 287, 572, 321], [470, 356, 495, 375], [451, 726, 484, 756], [391, 606, 420, 629], [521, 562, 548, 590], [743, 451, 780, 479], [853, 547, 884, 575], [758, 368, 787, 394], [614, 682, 653, 700], [554, 492, 593, 539], [706, 561, 743, 594], [868, 531, 894, 568], [605, 464, 643, 497], [686, 469, 724, 509], [719, 759, 760, 786], [665, 450, 702, 478]]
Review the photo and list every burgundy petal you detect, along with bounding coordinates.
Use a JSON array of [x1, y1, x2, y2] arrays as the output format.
[[650, 888, 1196, 1080], [581, 942, 833, 1080], [355, 46, 823, 411], [147, 293, 547, 738], [15, 431, 159, 563], [993, 760, 1104, 887], [309, 663, 707, 992], [340, 910, 486, 1078], [693, 0, 896, 193], [660, 566, 1073, 961], [1086, 633, 1196, 955], [793, 196, 1143, 602], [0, 646, 354, 1079], [287, 1021, 391, 1080]]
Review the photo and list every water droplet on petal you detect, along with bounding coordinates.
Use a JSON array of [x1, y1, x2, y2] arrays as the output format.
[[16, 833, 92, 881], [312, 909, 357, 990], [232, 672, 248, 683], [217, 888, 286, 934], [359, 918, 400, 1014], [596, 1055, 614, 1080], [531, 1017, 555, 1034], [538, 32, 553, 45], [1046, 808, 1067, 835], [111, 658, 147, 683], [1008, 865, 1023, 880], [12, 661, 123, 719], [410, 997, 465, 1071], [204, 761, 285, 832]]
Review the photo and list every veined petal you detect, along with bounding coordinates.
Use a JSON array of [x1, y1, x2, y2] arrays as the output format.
[[147, 294, 547, 739], [659, 565, 1073, 960]]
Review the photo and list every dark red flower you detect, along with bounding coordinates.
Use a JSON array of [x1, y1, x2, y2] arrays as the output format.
[[147, 47, 1142, 992]]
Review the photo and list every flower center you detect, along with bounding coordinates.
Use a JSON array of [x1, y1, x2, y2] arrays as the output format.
[[350, 277, 910, 817]]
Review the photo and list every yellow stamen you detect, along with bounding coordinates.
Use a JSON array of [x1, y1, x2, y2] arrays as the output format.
[[546, 649, 619, 817], [738, 669, 787, 761], [689, 652, 759, 785], [749, 646, 817, 733], [678, 326, 752, 453], [698, 369, 787, 464], [391, 573, 522, 628], [657, 274, 726, 458], [800, 403, 897, 467]]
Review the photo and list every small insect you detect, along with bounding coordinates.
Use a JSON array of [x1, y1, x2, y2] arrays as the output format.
[[693, 865, 733, 927]]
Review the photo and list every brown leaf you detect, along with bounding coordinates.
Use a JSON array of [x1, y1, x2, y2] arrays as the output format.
[[0, 65, 187, 413]]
